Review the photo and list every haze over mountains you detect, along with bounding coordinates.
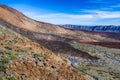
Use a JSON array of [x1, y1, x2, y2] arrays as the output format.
[[60, 24, 120, 32], [0, 4, 120, 80]]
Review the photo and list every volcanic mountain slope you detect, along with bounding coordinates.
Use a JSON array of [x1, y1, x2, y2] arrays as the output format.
[[0, 21, 94, 80], [0, 4, 119, 60], [0, 4, 100, 62], [0, 4, 120, 80], [0, 4, 120, 47]]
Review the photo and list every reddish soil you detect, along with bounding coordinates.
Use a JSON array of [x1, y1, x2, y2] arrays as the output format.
[[79, 41, 120, 49]]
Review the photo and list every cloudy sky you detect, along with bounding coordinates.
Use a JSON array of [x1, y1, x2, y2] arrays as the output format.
[[0, 0, 120, 25]]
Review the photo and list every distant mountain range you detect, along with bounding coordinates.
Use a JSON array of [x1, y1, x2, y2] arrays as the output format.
[[59, 24, 120, 32]]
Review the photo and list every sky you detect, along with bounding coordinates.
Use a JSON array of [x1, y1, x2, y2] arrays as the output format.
[[0, 0, 120, 25]]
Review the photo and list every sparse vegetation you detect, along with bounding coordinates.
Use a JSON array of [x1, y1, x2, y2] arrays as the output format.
[[33, 52, 46, 58], [109, 71, 120, 79], [17, 49, 27, 53], [0, 58, 8, 72], [0, 23, 87, 80], [0, 78, 3, 80], [78, 63, 90, 71], [71, 42, 120, 80], [5, 40, 18, 44], [7, 77, 16, 80], [4, 46, 12, 50], [1, 5, 120, 80]]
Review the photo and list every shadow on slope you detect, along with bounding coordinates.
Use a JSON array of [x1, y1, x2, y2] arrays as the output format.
[[78, 41, 120, 49], [0, 20, 99, 61], [36, 39, 99, 60], [67, 28, 120, 41]]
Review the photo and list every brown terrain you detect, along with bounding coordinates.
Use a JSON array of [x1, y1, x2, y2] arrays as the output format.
[[0, 4, 95, 80], [0, 4, 120, 50], [79, 41, 120, 49], [0, 4, 100, 60], [0, 24, 93, 80], [76, 30, 120, 49], [0, 4, 120, 80]]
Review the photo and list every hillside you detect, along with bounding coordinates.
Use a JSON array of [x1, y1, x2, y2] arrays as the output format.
[[0, 4, 120, 80], [0, 4, 100, 61], [1, 4, 120, 43], [0, 22, 93, 80]]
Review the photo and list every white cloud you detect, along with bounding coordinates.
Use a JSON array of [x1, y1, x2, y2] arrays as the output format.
[[23, 10, 120, 25], [85, 10, 120, 18], [97, 12, 120, 18], [9, 4, 120, 25], [23, 12, 95, 25]]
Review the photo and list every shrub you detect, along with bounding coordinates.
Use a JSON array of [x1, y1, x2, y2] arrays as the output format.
[[1, 58, 9, 64], [0, 63, 7, 72], [0, 78, 3, 80], [5, 40, 18, 44], [7, 77, 16, 80], [78, 63, 89, 71], [34, 52, 46, 58], [6, 50, 13, 55], [17, 49, 27, 53], [9, 54, 17, 60], [12, 40, 18, 43], [4, 46, 12, 50], [0, 51, 4, 54]]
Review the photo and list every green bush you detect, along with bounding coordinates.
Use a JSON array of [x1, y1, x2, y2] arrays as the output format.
[[12, 40, 18, 43], [0, 51, 4, 54], [17, 49, 27, 53], [5, 40, 18, 44], [0, 63, 7, 72], [4, 46, 12, 50], [34, 52, 46, 58], [7, 77, 16, 80], [78, 63, 89, 71], [6, 50, 13, 55], [9, 54, 17, 59], [1, 58, 9, 64], [0, 78, 3, 80]]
